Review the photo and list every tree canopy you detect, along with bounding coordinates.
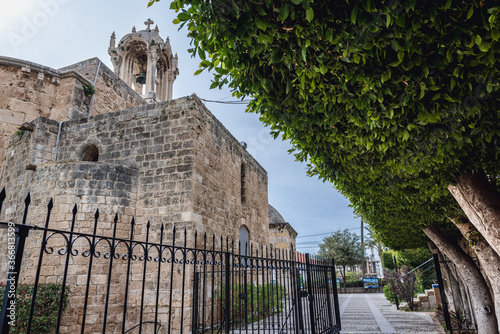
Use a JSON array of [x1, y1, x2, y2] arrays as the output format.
[[318, 229, 364, 269], [166, 0, 499, 183], [160, 0, 500, 249]]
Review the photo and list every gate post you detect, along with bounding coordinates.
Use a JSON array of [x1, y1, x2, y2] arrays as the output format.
[[393, 255, 400, 310], [0, 194, 31, 333], [323, 263, 334, 328], [433, 254, 453, 334], [224, 252, 231, 334], [192, 273, 199, 334], [331, 259, 341, 328], [295, 270, 305, 333], [305, 253, 316, 334]]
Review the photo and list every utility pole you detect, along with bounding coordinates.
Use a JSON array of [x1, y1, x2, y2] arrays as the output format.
[[361, 218, 365, 278]]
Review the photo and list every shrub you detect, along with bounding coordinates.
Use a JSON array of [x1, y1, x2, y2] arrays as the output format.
[[383, 284, 396, 304], [345, 279, 363, 288], [220, 283, 286, 326], [385, 265, 418, 311], [382, 252, 395, 271], [0, 282, 70, 334], [345, 271, 362, 281], [82, 83, 96, 97]]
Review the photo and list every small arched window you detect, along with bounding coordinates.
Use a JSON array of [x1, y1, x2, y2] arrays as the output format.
[[81, 144, 99, 162], [240, 163, 246, 206], [239, 225, 250, 256]]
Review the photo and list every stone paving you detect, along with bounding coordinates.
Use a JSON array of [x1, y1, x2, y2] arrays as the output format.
[[339, 293, 445, 334]]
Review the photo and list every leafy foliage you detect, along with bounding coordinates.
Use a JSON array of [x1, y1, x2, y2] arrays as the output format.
[[0, 283, 70, 334], [167, 0, 500, 180], [318, 229, 364, 288], [344, 279, 363, 288], [83, 83, 96, 97], [381, 251, 395, 270], [220, 283, 286, 326], [396, 247, 432, 269], [163, 0, 500, 249], [383, 284, 397, 304], [319, 229, 364, 268]]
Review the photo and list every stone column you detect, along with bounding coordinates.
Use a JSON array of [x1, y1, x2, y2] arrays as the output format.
[[144, 50, 158, 104]]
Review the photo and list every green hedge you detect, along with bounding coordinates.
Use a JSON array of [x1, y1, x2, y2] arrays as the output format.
[[382, 252, 395, 270], [0, 283, 69, 334], [221, 283, 286, 326], [344, 279, 364, 288]]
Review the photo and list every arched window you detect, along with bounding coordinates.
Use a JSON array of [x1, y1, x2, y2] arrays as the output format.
[[239, 225, 250, 256], [240, 163, 246, 206], [81, 144, 99, 162]]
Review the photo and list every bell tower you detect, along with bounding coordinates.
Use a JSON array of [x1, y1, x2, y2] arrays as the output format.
[[108, 19, 179, 103]]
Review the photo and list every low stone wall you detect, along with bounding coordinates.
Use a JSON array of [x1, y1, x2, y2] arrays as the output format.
[[338, 287, 383, 293]]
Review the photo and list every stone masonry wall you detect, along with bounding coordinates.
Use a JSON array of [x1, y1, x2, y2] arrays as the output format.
[[0, 56, 145, 173], [191, 98, 270, 249], [59, 58, 145, 117], [0, 95, 270, 333], [269, 223, 297, 253], [0, 59, 62, 168]]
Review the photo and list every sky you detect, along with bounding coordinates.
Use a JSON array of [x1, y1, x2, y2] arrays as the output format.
[[0, 0, 364, 254]]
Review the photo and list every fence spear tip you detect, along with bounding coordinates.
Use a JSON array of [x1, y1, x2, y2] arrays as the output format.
[[25, 192, 31, 205]]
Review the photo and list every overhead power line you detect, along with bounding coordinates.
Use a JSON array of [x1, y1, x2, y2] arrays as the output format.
[[296, 226, 361, 239], [199, 97, 251, 105]]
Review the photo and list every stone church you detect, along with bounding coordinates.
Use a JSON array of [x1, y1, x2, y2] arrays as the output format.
[[0, 19, 297, 250], [0, 20, 298, 333]]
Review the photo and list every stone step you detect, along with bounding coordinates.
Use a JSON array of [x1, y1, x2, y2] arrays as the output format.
[[425, 289, 435, 296], [418, 294, 429, 302]]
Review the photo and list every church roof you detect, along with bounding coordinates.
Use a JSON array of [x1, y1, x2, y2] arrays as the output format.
[[268, 204, 286, 225], [268, 204, 298, 238]]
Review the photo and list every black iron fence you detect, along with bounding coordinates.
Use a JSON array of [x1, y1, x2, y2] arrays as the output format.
[[0, 189, 341, 334]]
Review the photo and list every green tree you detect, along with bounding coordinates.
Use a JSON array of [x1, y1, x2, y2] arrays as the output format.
[[396, 247, 432, 269], [318, 229, 364, 292], [164, 0, 500, 259], [161, 1, 500, 330]]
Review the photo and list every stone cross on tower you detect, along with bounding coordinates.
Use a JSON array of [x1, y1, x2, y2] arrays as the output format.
[[144, 18, 154, 30], [109, 20, 179, 103]]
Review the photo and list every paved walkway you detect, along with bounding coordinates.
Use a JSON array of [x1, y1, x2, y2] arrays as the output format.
[[339, 293, 445, 334]]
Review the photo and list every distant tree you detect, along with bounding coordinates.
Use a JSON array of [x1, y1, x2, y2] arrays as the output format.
[[318, 229, 364, 292]]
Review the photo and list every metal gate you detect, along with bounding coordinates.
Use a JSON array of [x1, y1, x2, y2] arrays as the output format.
[[295, 254, 341, 334], [0, 190, 341, 334], [192, 251, 341, 334]]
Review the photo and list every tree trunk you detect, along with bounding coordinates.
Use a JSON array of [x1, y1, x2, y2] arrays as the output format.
[[442, 253, 465, 314], [448, 173, 500, 257], [455, 220, 500, 332], [428, 243, 469, 316], [423, 225, 498, 334], [456, 272, 474, 327]]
